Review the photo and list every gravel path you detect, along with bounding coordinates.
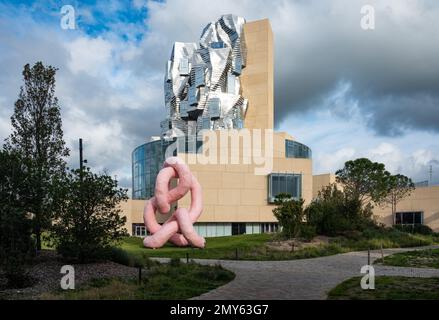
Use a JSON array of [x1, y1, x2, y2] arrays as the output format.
[[0, 250, 137, 300], [154, 245, 439, 300]]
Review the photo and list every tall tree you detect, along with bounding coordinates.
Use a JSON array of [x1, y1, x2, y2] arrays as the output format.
[[4, 62, 69, 250], [381, 174, 415, 224], [336, 158, 391, 208]]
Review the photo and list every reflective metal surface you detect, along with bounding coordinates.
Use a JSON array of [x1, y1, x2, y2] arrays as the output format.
[[162, 14, 248, 140]]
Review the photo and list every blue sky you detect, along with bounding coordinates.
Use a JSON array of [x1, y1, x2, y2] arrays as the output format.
[[1, 0, 439, 194]]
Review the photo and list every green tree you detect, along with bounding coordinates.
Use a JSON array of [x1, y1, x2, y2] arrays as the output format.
[[336, 158, 391, 208], [50, 167, 128, 263], [272, 194, 312, 239], [306, 184, 372, 236], [4, 62, 69, 250], [381, 174, 415, 224], [0, 150, 33, 287]]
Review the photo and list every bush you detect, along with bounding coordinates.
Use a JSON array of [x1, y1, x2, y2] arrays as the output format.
[[0, 150, 34, 288], [299, 224, 317, 241], [393, 224, 434, 235], [306, 185, 373, 236], [169, 257, 181, 267], [106, 247, 144, 267], [273, 194, 308, 239], [49, 168, 128, 263]]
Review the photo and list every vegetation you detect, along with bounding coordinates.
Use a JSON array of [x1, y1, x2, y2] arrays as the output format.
[[119, 229, 438, 261], [49, 167, 128, 262], [4, 62, 69, 251], [0, 150, 34, 288], [273, 194, 315, 240], [375, 248, 439, 269], [306, 184, 372, 236], [328, 276, 439, 300], [335, 158, 391, 209], [380, 174, 415, 222], [41, 261, 235, 300]]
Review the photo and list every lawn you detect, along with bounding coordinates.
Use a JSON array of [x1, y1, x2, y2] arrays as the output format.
[[328, 276, 439, 300], [40, 260, 235, 300], [119, 228, 439, 261], [375, 248, 439, 269]]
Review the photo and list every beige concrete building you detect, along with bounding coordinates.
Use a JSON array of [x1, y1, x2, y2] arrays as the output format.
[[123, 17, 439, 237], [126, 18, 313, 237], [312, 173, 439, 232]]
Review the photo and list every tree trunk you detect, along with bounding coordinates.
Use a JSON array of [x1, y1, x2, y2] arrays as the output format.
[[35, 226, 42, 251]]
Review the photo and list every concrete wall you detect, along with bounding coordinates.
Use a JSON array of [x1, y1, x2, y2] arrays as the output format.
[[177, 131, 312, 224], [241, 19, 274, 131], [373, 186, 439, 232], [312, 173, 337, 198]]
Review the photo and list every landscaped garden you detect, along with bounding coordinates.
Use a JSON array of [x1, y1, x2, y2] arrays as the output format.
[[328, 276, 439, 300], [375, 248, 439, 269], [121, 228, 439, 261], [40, 258, 234, 300]]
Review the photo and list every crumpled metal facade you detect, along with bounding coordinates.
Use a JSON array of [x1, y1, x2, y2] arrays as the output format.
[[162, 14, 248, 140]]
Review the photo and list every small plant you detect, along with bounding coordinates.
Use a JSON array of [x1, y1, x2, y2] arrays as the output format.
[[272, 194, 310, 239]]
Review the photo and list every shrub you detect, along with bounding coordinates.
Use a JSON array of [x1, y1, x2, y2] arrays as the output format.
[[393, 224, 434, 235], [272, 194, 308, 239], [0, 150, 34, 288], [306, 185, 373, 236], [106, 247, 144, 267], [169, 257, 181, 267], [49, 168, 128, 263]]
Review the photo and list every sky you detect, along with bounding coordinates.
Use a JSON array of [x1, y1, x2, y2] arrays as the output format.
[[1, 0, 439, 196]]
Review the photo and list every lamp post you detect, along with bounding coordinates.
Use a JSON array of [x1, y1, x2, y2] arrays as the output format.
[[79, 138, 88, 174]]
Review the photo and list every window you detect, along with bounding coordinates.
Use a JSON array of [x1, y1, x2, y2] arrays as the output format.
[[395, 212, 423, 225], [232, 223, 246, 235], [285, 140, 312, 159], [268, 173, 302, 203], [132, 223, 147, 237], [260, 223, 279, 233]]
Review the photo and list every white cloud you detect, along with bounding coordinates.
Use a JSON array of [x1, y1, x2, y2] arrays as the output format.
[[65, 37, 113, 76]]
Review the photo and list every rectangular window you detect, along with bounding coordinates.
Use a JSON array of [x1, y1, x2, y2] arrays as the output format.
[[232, 223, 246, 235], [395, 212, 423, 226], [268, 173, 302, 203], [132, 223, 147, 237]]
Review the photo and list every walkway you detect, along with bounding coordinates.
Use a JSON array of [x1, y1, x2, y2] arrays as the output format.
[[155, 245, 439, 300]]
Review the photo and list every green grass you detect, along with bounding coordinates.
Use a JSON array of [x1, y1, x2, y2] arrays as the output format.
[[119, 228, 439, 261], [375, 248, 439, 269], [328, 276, 439, 300], [40, 260, 235, 300], [121, 234, 350, 261]]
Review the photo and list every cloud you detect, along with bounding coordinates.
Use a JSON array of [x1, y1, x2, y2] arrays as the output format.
[[1, 0, 439, 194]]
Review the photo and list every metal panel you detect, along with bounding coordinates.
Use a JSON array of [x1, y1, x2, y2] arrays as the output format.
[[161, 14, 247, 137]]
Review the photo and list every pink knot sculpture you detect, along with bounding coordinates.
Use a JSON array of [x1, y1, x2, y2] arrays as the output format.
[[143, 157, 205, 249]]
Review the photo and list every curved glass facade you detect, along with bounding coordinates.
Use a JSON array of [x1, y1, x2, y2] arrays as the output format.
[[285, 139, 312, 159], [132, 137, 203, 199], [132, 140, 165, 199]]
